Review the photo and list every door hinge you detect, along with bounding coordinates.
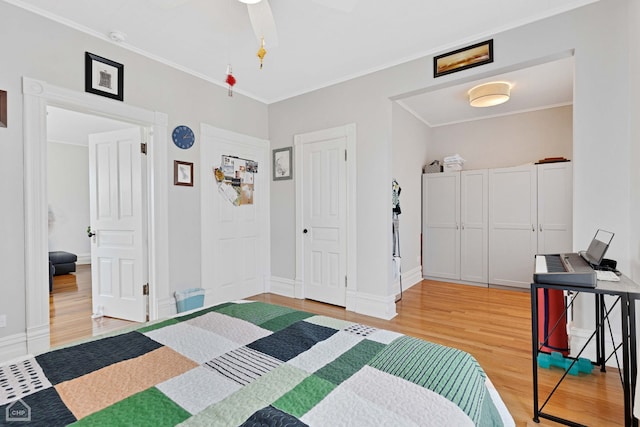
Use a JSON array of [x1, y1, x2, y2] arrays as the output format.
[[344, 150, 347, 161], [143, 283, 149, 295], [141, 142, 147, 155], [345, 276, 347, 287]]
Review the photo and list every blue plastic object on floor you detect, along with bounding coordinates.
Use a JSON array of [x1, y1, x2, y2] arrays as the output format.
[[537, 351, 593, 375], [175, 288, 205, 313]]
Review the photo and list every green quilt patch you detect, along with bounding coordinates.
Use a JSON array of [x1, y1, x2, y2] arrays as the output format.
[[314, 339, 386, 385], [176, 302, 235, 322], [136, 318, 179, 334], [259, 311, 316, 332], [72, 387, 190, 427], [272, 375, 336, 418], [214, 302, 301, 326]]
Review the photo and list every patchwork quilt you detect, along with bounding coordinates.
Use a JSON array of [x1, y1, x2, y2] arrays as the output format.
[[1, 301, 512, 426]]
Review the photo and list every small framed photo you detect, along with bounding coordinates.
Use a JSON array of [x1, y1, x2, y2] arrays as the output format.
[[434, 39, 493, 78], [85, 52, 124, 101], [174, 160, 194, 186], [273, 147, 292, 181], [0, 90, 6, 128]]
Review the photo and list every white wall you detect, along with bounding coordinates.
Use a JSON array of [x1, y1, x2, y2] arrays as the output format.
[[429, 106, 572, 170], [391, 104, 430, 289], [628, 1, 640, 415], [47, 142, 91, 261], [269, 0, 635, 319], [0, 2, 268, 342], [630, 0, 640, 282]]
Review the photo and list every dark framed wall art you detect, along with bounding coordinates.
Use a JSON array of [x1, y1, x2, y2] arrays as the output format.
[[174, 160, 194, 187], [85, 52, 124, 101], [433, 40, 493, 78]]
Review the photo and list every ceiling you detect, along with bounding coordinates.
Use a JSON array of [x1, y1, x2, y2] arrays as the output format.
[[11, 0, 588, 125]]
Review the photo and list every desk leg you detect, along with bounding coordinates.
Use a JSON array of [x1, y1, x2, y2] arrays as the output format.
[[596, 294, 607, 371], [622, 294, 633, 427], [531, 284, 540, 422], [628, 297, 638, 427]]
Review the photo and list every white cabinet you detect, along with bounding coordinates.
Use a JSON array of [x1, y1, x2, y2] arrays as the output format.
[[488, 162, 573, 289], [537, 162, 573, 254], [423, 162, 572, 289], [488, 165, 538, 288], [422, 172, 460, 280], [422, 170, 488, 284], [460, 170, 489, 283]]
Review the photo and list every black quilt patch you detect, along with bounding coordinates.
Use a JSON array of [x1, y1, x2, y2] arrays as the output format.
[[247, 321, 337, 362], [240, 405, 309, 427], [1, 387, 76, 427], [36, 332, 163, 385]]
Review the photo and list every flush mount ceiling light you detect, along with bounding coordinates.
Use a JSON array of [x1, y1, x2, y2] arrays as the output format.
[[468, 81, 511, 107], [238, 0, 262, 4]]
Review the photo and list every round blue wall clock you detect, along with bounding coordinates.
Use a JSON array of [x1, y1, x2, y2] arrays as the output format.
[[172, 125, 195, 149]]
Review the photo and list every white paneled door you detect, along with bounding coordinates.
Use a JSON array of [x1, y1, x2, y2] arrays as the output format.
[[88, 128, 147, 322], [297, 131, 347, 307], [488, 165, 538, 288], [460, 169, 488, 283], [537, 162, 573, 254], [423, 172, 460, 280], [200, 125, 269, 304]]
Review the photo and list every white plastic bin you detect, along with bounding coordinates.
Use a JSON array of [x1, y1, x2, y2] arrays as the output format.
[[174, 288, 205, 313]]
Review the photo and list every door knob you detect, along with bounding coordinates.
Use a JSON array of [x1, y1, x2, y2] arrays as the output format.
[[303, 229, 308, 234], [87, 226, 96, 238]]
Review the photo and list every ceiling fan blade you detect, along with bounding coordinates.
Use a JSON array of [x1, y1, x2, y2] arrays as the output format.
[[247, 0, 279, 48], [312, 0, 358, 13]]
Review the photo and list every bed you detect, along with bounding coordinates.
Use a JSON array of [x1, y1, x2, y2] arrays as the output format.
[[1, 301, 514, 426]]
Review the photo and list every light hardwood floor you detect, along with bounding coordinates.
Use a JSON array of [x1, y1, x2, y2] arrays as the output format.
[[49, 265, 136, 347], [50, 273, 624, 426]]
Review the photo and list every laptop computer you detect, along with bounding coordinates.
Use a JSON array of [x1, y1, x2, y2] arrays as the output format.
[[579, 229, 615, 267]]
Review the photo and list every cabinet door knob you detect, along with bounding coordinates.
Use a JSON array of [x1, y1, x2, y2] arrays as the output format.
[[303, 229, 308, 234], [532, 224, 535, 232], [539, 224, 543, 232]]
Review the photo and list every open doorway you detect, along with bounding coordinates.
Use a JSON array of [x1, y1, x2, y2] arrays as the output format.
[[23, 77, 168, 356], [46, 106, 142, 346]]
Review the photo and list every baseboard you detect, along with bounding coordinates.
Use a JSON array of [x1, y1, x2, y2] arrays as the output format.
[[269, 276, 297, 298], [0, 333, 28, 364], [26, 323, 50, 356], [76, 253, 91, 265], [569, 326, 621, 367], [157, 297, 177, 318], [423, 275, 488, 288], [394, 266, 423, 294], [346, 290, 397, 320]]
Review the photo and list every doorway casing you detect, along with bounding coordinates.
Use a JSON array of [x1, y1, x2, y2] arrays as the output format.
[[22, 76, 168, 356]]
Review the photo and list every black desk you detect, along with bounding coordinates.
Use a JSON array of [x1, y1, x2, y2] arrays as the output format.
[[531, 275, 640, 426]]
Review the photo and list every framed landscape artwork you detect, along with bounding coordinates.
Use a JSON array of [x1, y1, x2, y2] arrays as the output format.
[[434, 40, 493, 78]]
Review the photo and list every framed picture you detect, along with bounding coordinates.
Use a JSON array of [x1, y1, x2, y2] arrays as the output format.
[[85, 52, 124, 101], [0, 90, 6, 128], [433, 39, 493, 78], [273, 147, 292, 181], [174, 160, 194, 186]]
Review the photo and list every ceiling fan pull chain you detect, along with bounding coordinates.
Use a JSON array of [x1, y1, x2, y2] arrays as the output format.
[[257, 36, 267, 69]]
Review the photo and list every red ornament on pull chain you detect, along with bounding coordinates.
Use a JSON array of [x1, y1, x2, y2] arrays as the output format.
[[225, 64, 236, 97]]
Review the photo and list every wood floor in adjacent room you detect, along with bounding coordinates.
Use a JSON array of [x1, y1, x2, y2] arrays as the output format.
[[49, 265, 136, 347], [51, 273, 624, 426]]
